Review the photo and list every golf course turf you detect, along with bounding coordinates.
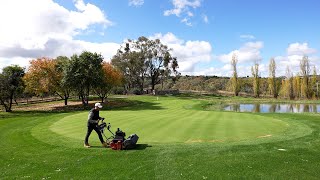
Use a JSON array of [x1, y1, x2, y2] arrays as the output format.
[[1, 95, 320, 179]]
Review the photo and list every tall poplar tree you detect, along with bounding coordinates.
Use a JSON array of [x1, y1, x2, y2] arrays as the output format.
[[230, 54, 240, 96], [268, 58, 278, 98], [300, 55, 311, 99], [251, 62, 260, 98]]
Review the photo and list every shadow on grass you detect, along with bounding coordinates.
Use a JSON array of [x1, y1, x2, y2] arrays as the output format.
[[132, 144, 151, 150], [89, 144, 151, 150], [48, 99, 165, 112], [1, 99, 165, 116], [0, 110, 69, 120], [104, 99, 165, 111], [173, 93, 224, 100]]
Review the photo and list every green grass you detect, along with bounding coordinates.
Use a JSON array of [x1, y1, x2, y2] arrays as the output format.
[[1, 95, 320, 179]]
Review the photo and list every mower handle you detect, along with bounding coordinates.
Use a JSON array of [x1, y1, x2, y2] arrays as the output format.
[[100, 118, 111, 129]]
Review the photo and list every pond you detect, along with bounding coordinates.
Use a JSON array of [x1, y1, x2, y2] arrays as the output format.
[[223, 103, 320, 113]]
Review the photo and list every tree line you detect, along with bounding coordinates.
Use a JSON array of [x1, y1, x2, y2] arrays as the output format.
[[229, 54, 318, 99], [1, 36, 318, 112], [172, 54, 318, 99], [0, 52, 123, 112], [0, 36, 179, 112]]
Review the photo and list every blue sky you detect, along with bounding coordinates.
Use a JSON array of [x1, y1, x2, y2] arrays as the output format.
[[0, 0, 319, 76]]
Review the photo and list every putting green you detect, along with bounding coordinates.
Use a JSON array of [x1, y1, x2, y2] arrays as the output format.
[[48, 96, 306, 145]]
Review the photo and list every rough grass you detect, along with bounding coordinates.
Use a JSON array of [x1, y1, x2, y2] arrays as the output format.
[[1, 95, 320, 179]]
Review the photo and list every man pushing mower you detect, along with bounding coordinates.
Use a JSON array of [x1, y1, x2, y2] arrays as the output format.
[[84, 102, 108, 148], [84, 102, 139, 150]]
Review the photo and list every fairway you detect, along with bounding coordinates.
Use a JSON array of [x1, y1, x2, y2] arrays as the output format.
[[2, 95, 320, 179], [50, 96, 295, 145]]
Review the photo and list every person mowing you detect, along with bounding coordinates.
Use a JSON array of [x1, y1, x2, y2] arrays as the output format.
[[84, 102, 107, 148]]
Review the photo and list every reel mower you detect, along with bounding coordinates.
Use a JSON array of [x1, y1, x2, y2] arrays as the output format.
[[98, 119, 139, 150]]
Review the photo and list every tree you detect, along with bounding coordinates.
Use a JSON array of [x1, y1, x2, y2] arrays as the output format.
[[0, 65, 25, 112], [311, 66, 317, 98], [280, 66, 295, 99], [112, 45, 145, 92], [139, 37, 178, 91], [94, 62, 123, 103], [300, 55, 311, 99], [293, 73, 301, 99], [24, 58, 57, 95], [63, 51, 104, 105], [230, 54, 240, 96], [112, 37, 179, 91], [251, 62, 260, 98], [24, 57, 71, 105], [171, 59, 181, 86], [286, 66, 295, 100], [55, 56, 71, 105], [268, 58, 278, 98]]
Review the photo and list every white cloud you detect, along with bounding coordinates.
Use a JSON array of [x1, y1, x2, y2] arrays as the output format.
[[287, 42, 317, 56], [164, 0, 201, 26], [189, 64, 253, 77], [240, 34, 255, 40], [187, 11, 194, 17], [0, 57, 31, 71], [269, 43, 319, 77], [175, 42, 319, 77], [202, 14, 209, 24], [183, 41, 265, 77], [188, 67, 221, 76], [151, 32, 184, 44], [150, 32, 213, 73], [181, 18, 192, 26], [275, 55, 319, 77], [164, 0, 201, 16], [197, 65, 230, 76], [217, 41, 264, 64], [0, 0, 119, 70], [71, 0, 112, 30], [128, 0, 144, 7], [214, 42, 318, 77]]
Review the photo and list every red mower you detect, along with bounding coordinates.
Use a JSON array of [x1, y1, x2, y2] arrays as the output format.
[[98, 119, 139, 150]]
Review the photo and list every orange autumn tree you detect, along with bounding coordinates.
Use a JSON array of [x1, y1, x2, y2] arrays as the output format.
[[95, 62, 123, 103], [24, 58, 58, 94], [24, 57, 70, 105]]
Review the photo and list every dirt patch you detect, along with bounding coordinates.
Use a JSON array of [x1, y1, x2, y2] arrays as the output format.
[[13, 101, 89, 112], [185, 139, 204, 143], [207, 140, 224, 143], [185, 139, 224, 143], [257, 134, 272, 138]]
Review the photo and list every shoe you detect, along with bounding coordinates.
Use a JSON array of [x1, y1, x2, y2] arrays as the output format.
[[102, 142, 108, 148], [84, 143, 91, 148]]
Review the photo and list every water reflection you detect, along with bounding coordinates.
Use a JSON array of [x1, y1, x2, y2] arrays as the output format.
[[224, 103, 320, 113]]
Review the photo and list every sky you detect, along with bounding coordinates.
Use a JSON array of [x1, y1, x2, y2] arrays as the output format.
[[0, 0, 319, 77]]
